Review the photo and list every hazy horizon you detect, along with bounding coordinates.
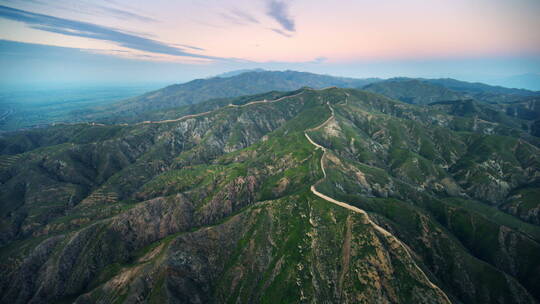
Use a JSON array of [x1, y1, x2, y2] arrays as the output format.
[[1, 0, 539, 90], [1, 63, 539, 92]]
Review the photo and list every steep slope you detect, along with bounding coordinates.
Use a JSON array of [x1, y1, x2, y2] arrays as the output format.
[[1, 88, 539, 303], [0, 89, 311, 245], [0, 90, 298, 154], [501, 97, 540, 137], [307, 89, 540, 302]]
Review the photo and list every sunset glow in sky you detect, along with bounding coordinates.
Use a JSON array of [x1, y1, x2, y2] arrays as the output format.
[[0, 0, 539, 86]]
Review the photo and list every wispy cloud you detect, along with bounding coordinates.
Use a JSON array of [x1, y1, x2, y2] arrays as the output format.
[[230, 9, 259, 24], [271, 28, 292, 38], [94, 4, 157, 23], [0, 5, 221, 60], [212, 2, 293, 38], [266, 0, 295, 32], [220, 8, 259, 25], [172, 43, 205, 51], [3, 0, 157, 23]]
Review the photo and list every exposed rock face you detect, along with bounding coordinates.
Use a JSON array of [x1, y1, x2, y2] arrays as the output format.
[[0, 93, 309, 247], [70, 196, 451, 304], [1, 87, 539, 303], [500, 188, 540, 225]]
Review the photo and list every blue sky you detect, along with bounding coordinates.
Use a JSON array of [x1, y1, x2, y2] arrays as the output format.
[[0, 0, 539, 88]]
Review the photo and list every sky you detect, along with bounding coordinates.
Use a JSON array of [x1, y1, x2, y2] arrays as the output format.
[[0, 0, 539, 88]]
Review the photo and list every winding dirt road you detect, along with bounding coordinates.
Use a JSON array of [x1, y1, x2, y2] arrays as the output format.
[[304, 101, 451, 303], [136, 91, 306, 125]]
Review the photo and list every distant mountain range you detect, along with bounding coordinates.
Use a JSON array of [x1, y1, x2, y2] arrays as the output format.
[[363, 77, 540, 104], [80, 70, 379, 121], [1, 70, 538, 131], [79, 70, 538, 124], [363, 79, 466, 105]]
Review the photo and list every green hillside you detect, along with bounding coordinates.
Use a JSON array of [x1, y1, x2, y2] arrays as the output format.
[[0, 88, 539, 303]]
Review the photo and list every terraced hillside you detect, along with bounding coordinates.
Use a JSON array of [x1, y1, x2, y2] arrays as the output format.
[[0, 88, 539, 303]]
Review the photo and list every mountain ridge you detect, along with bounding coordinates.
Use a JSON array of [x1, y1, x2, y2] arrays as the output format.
[[2, 70, 539, 132], [84, 71, 538, 124], [80, 71, 379, 122]]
